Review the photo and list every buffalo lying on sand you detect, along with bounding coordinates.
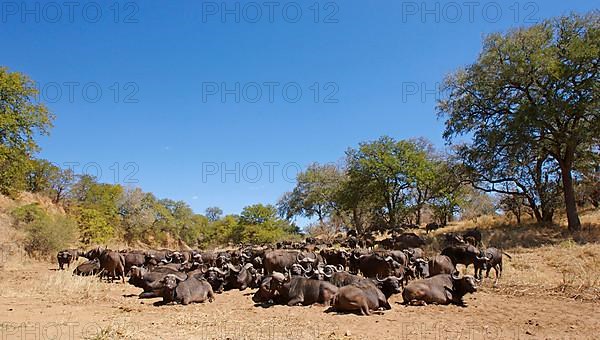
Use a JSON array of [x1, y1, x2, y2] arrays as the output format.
[[151, 274, 215, 305], [252, 272, 338, 306], [413, 255, 455, 278], [331, 280, 390, 316], [402, 273, 478, 306], [73, 259, 101, 276]]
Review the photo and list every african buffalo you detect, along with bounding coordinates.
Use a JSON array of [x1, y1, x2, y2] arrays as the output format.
[[122, 251, 145, 275], [413, 255, 455, 278], [394, 233, 426, 249], [73, 259, 101, 276], [441, 244, 488, 272], [263, 250, 303, 274], [356, 253, 403, 279], [145, 249, 171, 262], [228, 263, 261, 290], [154, 274, 215, 305], [474, 247, 511, 281], [57, 249, 80, 270], [441, 233, 465, 247], [425, 222, 441, 233], [59, 249, 82, 269], [128, 266, 188, 298], [204, 267, 230, 293], [192, 251, 217, 266], [320, 249, 349, 270], [252, 276, 285, 305], [402, 273, 478, 306], [326, 271, 364, 287], [463, 228, 482, 246], [85, 248, 125, 283], [254, 272, 338, 306], [331, 280, 390, 316], [372, 275, 404, 298], [403, 248, 425, 261]]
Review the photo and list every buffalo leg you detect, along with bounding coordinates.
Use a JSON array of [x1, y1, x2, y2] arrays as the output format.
[[361, 303, 370, 316], [498, 261, 503, 279], [287, 297, 304, 306]]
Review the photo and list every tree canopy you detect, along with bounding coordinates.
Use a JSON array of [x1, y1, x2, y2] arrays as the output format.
[[438, 12, 600, 231], [0, 67, 54, 195]]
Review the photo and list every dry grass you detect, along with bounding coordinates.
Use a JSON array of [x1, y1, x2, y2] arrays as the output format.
[[423, 211, 600, 251], [83, 323, 141, 340], [0, 264, 116, 303], [418, 210, 600, 302], [33, 270, 115, 303], [478, 243, 600, 302]]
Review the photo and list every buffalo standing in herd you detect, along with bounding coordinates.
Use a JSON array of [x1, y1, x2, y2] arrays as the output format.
[[60, 228, 510, 315]]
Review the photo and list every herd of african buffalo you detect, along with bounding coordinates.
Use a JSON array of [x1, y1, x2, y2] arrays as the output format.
[[56, 228, 511, 315]]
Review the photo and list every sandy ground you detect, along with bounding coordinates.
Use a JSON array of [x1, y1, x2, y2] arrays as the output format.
[[1, 262, 599, 340]]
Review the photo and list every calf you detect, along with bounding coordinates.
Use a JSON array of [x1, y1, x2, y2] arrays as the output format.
[[474, 247, 511, 282], [402, 273, 478, 306]]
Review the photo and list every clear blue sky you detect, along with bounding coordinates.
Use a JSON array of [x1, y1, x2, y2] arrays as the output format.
[[2, 1, 596, 223]]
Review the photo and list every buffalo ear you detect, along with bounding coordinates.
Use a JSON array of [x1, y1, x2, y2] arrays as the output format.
[[451, 271, 461, 280]]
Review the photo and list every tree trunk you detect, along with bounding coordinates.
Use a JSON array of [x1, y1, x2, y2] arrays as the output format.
[[541, 209, 554, 223], [352, 208, 362, 234], [527, 199, 543, 223], [559, 159, 581, 231]]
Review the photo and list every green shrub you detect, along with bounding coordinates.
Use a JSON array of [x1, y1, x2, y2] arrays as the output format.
[[12, 205, 78, 257], [71, 207, 114, 245], [11, 203, 46, 227], [24, 214, 78, 257]]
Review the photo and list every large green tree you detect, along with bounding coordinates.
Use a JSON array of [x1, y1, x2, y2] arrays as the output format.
[[277, 163, 344, 224], [0, 67, 54, 195], [237, 204, 299, 244], [26, 159, 74, 203], [205, 206, 223, 222], [345, 136, 432, 228], [439, 13, 599, 231]]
